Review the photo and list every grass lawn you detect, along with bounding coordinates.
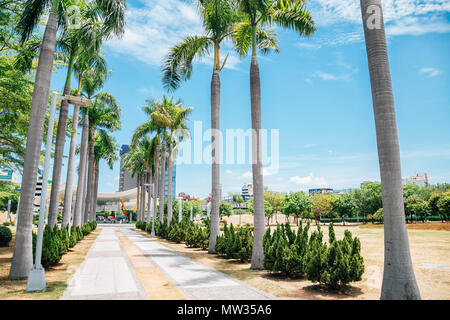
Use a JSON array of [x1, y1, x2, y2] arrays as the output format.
[[0, 226, 100, 300], [136, 221, 450, 300]]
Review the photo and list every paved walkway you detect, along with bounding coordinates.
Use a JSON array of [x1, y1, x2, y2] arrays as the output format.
[[62, 224, 274, 300], [62, 225, 147, 300]]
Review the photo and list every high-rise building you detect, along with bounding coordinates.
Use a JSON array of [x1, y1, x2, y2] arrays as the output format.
[[241, 183, 253, 201], [119, 144, 176, 198]]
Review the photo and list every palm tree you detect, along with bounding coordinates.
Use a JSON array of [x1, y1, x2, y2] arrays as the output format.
[[92, 129, 119, 214], [162, 0, 239, 253], [72, 53, 107, 227], [48, 0, 125, 227], [130, 136, 157, 223], [8, 0, 62, 280], [360, 0, 420, 300], [9, 0, 125, 280], [163, 102, 193, 224], [132, 101, 161, 225], [61, 45, 107, 228], [149, 96, 191, 224], [82, 88, 121, 223], [122, 142, 146, 221], [233, 0, 315, 269]]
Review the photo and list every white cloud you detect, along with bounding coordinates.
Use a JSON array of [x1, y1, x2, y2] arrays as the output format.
[[419, 67, 443, 77], [312, 70, 356, 82], [289, 173, 329, 187], [106, 0, 242, 70], [309, 0, 450, 37], [225, 170, 233, 175]]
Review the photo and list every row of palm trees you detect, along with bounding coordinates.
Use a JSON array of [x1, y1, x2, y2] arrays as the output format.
[[162, 0, 315, 269], [9, 0, 420, 299], [9, 0, 125, 280], [123, 96, 192, 232], [160, 0, 420, 299]]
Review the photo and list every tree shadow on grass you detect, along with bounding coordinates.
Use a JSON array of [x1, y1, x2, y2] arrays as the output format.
[[261, 272, 307, 281], [301, 284, 364, 299]]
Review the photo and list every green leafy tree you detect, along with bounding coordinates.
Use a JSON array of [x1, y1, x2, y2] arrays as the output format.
[[437, 192, 450, 221], [405, 196, 430, 223], [331, 194, 356, 225], [310, 193, 333, 224], [352, 182, 382, 223], [219, 201, 232, 218]]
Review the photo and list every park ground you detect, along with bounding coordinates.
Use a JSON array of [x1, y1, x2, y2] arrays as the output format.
[[0, 216, 449, 300]]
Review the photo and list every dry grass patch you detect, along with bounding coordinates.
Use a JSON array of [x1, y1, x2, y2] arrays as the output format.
[[134, 224, 450, 300], [0, 227, 100, 300]]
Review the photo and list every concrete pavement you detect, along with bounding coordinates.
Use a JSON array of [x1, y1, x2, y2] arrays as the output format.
[[62, 224, 274, 300]]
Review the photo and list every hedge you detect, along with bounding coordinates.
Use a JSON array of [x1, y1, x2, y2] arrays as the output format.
[[0, 226, 12, 247], [32, 221, 97, 269]]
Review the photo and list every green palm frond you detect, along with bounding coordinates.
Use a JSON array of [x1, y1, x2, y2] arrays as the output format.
[[263, 0, 316, 37], [131, 121, 159, 146], [162, 35, 213, 91], [232, 20, 252, 57], [232, 20, 279, 57], [16, 0, 49, 43]]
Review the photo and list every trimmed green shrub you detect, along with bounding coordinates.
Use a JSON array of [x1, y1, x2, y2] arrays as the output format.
[[146, 221, 153, 233], [0, 226, 12, 247], [215, 222, 253, 262], [167, 220, 185, 243], [185, 220, 209, 250], [304, 223, 365, 288], [263, 222, 310, 277], [3, 222, 11, 226]]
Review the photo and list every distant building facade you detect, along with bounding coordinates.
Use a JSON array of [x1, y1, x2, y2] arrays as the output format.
[[241, 183, 253, 201], [309, 188, 333, 195], [119, 144, 176, 198], [402, 173, 429, 187], [0, 170, 19, 183]]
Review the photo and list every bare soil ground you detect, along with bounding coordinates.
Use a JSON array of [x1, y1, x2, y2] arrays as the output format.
[[0, 227, 100, 300], [140, 221, 450, 300]]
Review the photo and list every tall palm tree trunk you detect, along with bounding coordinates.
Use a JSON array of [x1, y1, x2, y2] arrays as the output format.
[[208, 69, 221, 253], [146, 168, 152, 223], [81, 168, 88, 225], [153, 140, 160, 222], [360, 0, 420, 300], [249, 52, 265, 269], [167, 143, 174, 225], [140, 174, 146, 221], [84, 132, 95, 223], [159, 142, 167, 223], [62, 104, 80, 227], [136, 174, 140, 221], [74, 114, 89, 227], [9, 12, 58, 280], [93, 163, 100, 220], [48, 51, 76, 227]]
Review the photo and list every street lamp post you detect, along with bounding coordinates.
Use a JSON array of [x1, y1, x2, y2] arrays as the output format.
[[190, 205, 193, 221], [26, 92, 61, 292]]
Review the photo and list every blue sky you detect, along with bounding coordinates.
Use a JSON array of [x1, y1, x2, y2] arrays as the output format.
[[48, 0, 450, 198]]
